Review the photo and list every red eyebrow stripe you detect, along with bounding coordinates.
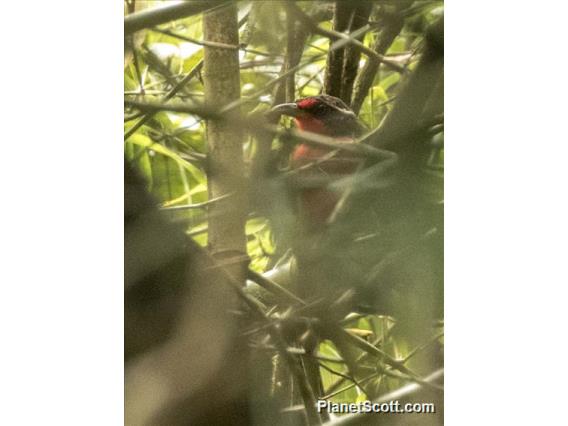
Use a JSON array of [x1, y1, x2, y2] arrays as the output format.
[[297, 98, 319, 109]]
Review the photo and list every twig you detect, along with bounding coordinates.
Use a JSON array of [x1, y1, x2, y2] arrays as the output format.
[[351, 7, 406, 114], [247, 269, 307, 307], [219, 53, 327, 115], [298, 65, 326, 94], [251, 2, 311, 179], [131, 46, 145, 95], [152, 28, 277, 58], [404, 331, 444, 362], [141, 46, 183, 90], [181, 224, 324, 424], [336, 328, 442, 393], [160, 193, 233, 211], [322, 331, 390, 397], [125, 61, 204, 141], [287, 3, 406, 74], [124, 99, 396, 162], [124, 1, 229, 36], [322, 372, 379, 400], [318, 362, 371, 399], [124, 13, 250, 141], [321, 368, 443, 426]]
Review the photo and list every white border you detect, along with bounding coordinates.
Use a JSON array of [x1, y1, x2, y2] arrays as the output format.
[[0, 1, 123, 424], [1, 1, 567, 424]]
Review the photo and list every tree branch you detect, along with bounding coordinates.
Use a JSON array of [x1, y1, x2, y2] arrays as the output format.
[[124, 1, 229, 36], [124, 99, 396, 162], [324, 2, 354, 97], [202, 3, 247, 282], [124, 14, 250, 141], [251, 2, 311, 180], [340, 2, 374, 105], [351, 6, 407, 114], [287, 2, 406, 74], [322, 368, 443, 426]]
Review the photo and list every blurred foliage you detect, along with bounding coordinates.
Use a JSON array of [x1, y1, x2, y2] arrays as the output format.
[[125, 1, 443, 424]]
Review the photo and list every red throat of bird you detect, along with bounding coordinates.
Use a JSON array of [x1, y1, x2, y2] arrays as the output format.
[[293, 115, 327, 135], [291, 128, 359, 228]]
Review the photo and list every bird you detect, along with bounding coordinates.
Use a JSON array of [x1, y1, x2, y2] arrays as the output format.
[[270, 94, 366, 226], [265, 96, 372, 396]]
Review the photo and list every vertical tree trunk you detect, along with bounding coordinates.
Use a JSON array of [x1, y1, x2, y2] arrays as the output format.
[[340, 2, 373, 105], [323, 1, 353, 97], [203, 4, 248, 283], [203, 5, 250, 413]]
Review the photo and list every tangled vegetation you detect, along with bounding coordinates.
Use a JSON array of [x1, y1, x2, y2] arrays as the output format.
[[124, 2, 444, 425]]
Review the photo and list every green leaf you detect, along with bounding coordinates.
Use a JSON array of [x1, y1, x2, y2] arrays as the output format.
[[126, 133, 203, 179]]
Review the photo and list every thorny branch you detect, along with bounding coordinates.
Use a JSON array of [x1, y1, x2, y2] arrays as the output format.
[[287, 2, 406, 74], [125, 5, 444, 423], [322, 368, 443, 426], [351, 4, 408, 114], [124, 1, 229, 36], [185, 237, 323, 425], [124, 98, 398, 162], [124, 14, 251, 141], [251, 2, 311, 179]]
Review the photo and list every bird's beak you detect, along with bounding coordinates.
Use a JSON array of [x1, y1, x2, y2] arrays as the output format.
[[270, 102, 300, 117]]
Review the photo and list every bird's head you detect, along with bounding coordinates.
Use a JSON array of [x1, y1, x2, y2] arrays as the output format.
[[270, 95, 364, 226], [270, 95, 364, 138]]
